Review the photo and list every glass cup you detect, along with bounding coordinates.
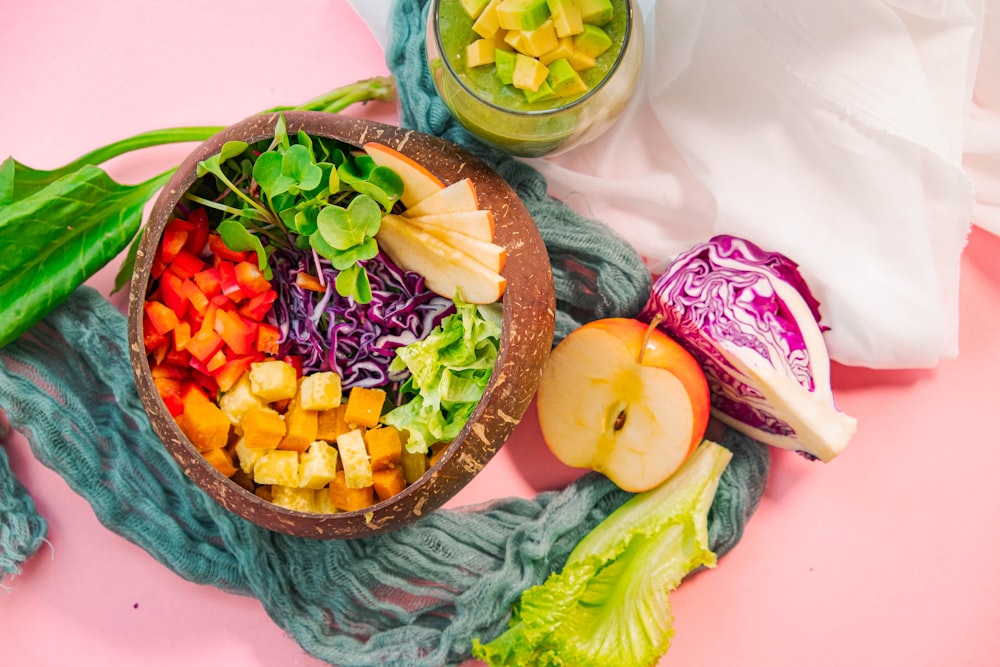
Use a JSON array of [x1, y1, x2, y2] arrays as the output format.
[[426, 0, 643, 158]]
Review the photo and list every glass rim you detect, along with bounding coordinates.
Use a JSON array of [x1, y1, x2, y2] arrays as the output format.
[[430, 0, 636, 118]]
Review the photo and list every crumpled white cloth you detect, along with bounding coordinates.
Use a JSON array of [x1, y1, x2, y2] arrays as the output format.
[[350, 0, 999, 370]]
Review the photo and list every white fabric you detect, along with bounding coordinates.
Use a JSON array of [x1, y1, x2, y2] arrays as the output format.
[[349, 0, 999, 370]]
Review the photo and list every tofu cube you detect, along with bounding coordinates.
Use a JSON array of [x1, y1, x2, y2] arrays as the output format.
[[344, 386, 386, 428], [269, 485, 318, 513], [217, 372, 266, 429], [337, 429, 373, 489], [234, 436, 267, 475], [249, 360, 298, 402], [298, 372, 342, 411], [299, 441, 340, 490], [253, 449, 301, 487]]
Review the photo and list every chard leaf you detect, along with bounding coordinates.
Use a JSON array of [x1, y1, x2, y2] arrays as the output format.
[[473, 440, 733, 667], [0, 165, 170, 348]]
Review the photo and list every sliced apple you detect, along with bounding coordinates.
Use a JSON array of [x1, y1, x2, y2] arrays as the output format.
[[377, 214, 506, 304], [402, 178, 479, 218], [363, 142, 445, 208], [403, 210, 495, 242], [536, 325, 706, 493], [388, 214, 507, 273]]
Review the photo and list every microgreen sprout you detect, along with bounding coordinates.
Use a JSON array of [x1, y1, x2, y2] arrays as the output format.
[[187, 115, 404, 304]]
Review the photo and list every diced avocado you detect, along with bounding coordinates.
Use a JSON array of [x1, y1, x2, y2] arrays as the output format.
[[460, 0, 492, 19], [473, 0, 504, 38], [576, 0, 614, 26], [546, 0, 584, 38], [523, 80, 558, 103], [494, 47, 517, 84], [496, 0, 551, 32], [573, 23, 613, 58], [466, 38, 497, 67], [546, 57, 588, 97], [539, 35, 576, 65], [506, 18, 559, 57], [512, 52, 549, 91], [566, 48, 596, 70]]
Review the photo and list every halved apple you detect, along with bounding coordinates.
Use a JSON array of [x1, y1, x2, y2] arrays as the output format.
[[384, 214, 507, 273], [377, 214, 506, 304], [402, 178, 479, 217], [403, 210, 495, 242], [363, 142, 445, 208], [536, 320, 711, 492]]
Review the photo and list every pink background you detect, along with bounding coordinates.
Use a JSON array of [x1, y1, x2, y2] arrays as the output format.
[[2, 1, 999, 665]]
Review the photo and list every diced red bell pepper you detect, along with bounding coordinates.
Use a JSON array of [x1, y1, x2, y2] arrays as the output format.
[[164, 347, 191, 368], [181, 279, 209, 315], [173, 320, 192, 351], [193, 267, 222, 298], [150, 363, 185, 380], [234, 260, 271, 298], [282, 355, 304, 378], [198, 302, 219, 338], [214, 308, 258, 356], [239, 289, 277, 321], [185, 208, 210, 254], [143, 314, 167, 351], [169, 249, 207, 280], [205, 349, 228, 374], [153, 375, 185, 417], [159, 269, 189, 319], [216, 260, 246, 302], [180, 381, 211, 408], [213, 355, 255, 393], [256, 322, 280, 355], [145, 300, 180, 335], [190, 369, 219, 401], [159, 221, 189, 265], [186, 329, 225, 364], [208, 234, 251, 263]]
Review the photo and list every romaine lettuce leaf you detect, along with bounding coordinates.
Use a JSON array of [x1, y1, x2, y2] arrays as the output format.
[[383, 301, 501, 453], [473, 440, 733, 667]]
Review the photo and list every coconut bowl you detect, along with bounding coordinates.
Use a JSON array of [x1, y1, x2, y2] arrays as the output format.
[[127, 111, 555, 539]]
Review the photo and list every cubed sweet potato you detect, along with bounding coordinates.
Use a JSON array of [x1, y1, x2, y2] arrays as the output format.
[[328, 470, 374, 512], [241, 406, 286, 449], [177, 401, 231, 452], [371, 467, 406, 502], [364, 426, 403, 471], [278, 392, 318, 453], [344, 386, 386, 428], [201, 446, 237, 477], [316, 403, 349, 442]]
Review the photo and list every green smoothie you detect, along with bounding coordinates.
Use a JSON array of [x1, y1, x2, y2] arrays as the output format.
[[428, 0, 640, 156]]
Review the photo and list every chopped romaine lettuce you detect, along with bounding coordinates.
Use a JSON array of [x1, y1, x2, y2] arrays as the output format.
[[473, 439, 733, 667], [382, 301, 502, 453]]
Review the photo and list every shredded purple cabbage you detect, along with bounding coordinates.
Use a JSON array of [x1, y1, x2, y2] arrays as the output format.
[[267, 247, 454, 389]]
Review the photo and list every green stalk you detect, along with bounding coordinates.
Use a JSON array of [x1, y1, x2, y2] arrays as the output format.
[[60, 127, 225, 172]]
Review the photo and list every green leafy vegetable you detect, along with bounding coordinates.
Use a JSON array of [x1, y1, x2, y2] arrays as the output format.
[[0, 76, 396, 350], [472, 439, 733, 667], [191, 115, 402, 304], [382, 301, 502, 453]]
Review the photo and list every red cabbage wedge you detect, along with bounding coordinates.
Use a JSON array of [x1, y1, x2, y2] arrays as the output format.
[[640, 235, 856, 462]]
